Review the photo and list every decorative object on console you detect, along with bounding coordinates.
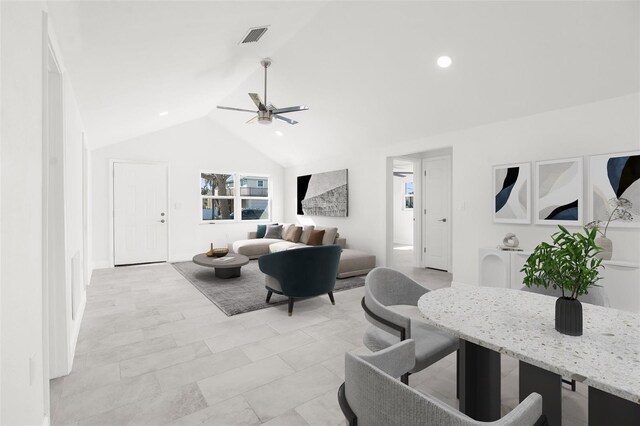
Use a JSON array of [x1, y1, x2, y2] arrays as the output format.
[[493, 162, 531, 223], [297, 169, 348, 217], [535, 157, 583, 225], [212, 248, 229, 258], [586, 196, 636, 260], [521, 225, 603, 336], [588, 151, 639, 230], [502, 233, 520, 248]]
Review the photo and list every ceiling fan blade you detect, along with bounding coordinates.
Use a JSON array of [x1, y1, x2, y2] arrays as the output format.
[[267, 103, 277, 111], [274, 115, 298, 125], [248, 93, 266, 111], [217, 106, 257, 114], [271, 105, 309, 115], [246, 116, 258, 124]]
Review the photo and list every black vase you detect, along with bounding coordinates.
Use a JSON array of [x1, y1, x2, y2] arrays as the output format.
[[555, 297, 583, 336]]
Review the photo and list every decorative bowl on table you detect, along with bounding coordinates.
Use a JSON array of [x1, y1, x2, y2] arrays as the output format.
[[212, 248, 229, 258]]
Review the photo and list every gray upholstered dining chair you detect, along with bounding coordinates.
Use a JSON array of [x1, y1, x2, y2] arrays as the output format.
[[361, 267, 459, 385], [338, 339, 548, 426]]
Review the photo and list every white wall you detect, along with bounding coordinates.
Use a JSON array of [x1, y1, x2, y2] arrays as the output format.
[[1, 1, 47, 424], [393, 174, 413, 245], [284, 94, 640, 285], [90, 116, 284, 268]]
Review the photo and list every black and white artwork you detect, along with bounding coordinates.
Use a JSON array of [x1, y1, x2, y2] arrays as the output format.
[[589, 151, 640, 228], [535, 157, 583, 225], [493, 162, 530, 224], [297, 169, 348, 217]]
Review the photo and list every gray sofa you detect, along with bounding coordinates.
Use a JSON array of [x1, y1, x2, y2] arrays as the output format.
[[230, 223, 376, 278]]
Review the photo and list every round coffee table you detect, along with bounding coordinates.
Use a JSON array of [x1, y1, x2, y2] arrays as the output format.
[[192, 253, 250, 279]]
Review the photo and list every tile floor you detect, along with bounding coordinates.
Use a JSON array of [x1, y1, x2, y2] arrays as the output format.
[[51, 260, 588, 425]]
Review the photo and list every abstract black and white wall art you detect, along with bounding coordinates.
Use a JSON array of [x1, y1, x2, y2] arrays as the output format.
[[297, 169, 348, 217], [493, 162, 530, 224], [535, 157, 583, 225], [589, 151, 640, 228]]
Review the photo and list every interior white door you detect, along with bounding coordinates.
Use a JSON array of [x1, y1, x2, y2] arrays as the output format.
[[114, 162, 168, 265], [422, 156, 451, 271]]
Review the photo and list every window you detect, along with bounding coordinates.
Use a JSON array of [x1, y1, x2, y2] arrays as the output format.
[[404, 182, 414, 210], [201, 172, 270, 222]]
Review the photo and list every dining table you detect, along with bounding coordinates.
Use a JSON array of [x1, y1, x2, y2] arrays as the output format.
[[417, 286, 640, 426]]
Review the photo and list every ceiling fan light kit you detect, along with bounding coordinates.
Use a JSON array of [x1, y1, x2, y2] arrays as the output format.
[[217, 58, 308, 126]]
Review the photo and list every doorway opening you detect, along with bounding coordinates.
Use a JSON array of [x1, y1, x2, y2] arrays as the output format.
[[387, 148, 453, 281]]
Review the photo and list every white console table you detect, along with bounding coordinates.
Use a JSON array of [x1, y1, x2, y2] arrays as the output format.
[[479, 247, 640, 313]]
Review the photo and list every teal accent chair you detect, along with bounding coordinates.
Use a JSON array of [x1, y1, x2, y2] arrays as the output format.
[[258, 245, 342, 316]]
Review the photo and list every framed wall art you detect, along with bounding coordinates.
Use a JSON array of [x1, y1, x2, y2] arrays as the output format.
[[297, 169, 348, 217], [493, 162, 531, 224], [589, 151, 639, 228], [535, 157, 583, 225]]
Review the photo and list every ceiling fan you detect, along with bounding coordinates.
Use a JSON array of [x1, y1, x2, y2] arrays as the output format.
[[217, 58, 308, 125]]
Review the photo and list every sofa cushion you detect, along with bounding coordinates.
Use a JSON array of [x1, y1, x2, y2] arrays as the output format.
[[299, 225, 315, 244], [279, 223, 293, 239], [337, 249, 376, 278], [307, 229, 325, 246], [232, 238, 282, 258], [256, 223, 277, 239], [264, 224, 283, 239], [269, 241, 306, 253], [315, 227, 338, 245], [285, 226, 303, 243]]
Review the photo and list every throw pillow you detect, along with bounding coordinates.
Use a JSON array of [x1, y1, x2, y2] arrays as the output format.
[[285, 226, 303, 243], [307, 229, 325, 246], [299, 225, 315, 244], [264, 224, 283, 239], [280, 223, 293, 239], [316, 226, 338, 245], [256, 223, 278, 238]]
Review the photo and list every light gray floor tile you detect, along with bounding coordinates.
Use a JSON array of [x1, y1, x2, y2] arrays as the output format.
[[120, 341, 211, 378], [75, 329, 145, 354], [204, 324, 278, 354], [112, 311, 185, 332], [278, 336, 356, 371], [171, 320, 245, 346], [85, 335, 178, 368], [76, 383, 207, 426], [155, 349, 252, 391], [243, 364, 342, 422], [295, 389, 345, 426], [266, 311, 331, 334], [261, 410, 310, 426], [240, 330, 317, 362], [197, 356, 295, 406], [54, 373, 161, 424], [61, 362, 121, 398], [167, 395, 260, 426]]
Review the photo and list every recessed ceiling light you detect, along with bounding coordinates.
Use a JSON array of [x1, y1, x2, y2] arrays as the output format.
[[437, 56, 452, 68], [275, 130, 283, 136], [159, 111, 169, 116]]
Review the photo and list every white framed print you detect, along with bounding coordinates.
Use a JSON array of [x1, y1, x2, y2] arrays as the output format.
[[589, 151, 640, 228], [535, 157, 583, 225], [493, 162, 531, 224]]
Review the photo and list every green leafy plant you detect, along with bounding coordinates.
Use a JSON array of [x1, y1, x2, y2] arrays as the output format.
[[521, 226, 604, 299]]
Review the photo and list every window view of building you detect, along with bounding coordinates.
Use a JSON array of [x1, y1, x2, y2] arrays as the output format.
[[201, 173, 270, 221]]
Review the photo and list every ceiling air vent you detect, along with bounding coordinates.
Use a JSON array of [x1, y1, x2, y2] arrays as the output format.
[[240, 26, 269, 44]]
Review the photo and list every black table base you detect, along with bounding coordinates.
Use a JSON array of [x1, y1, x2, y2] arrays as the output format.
[[214, 267, 241, 279], [519, 361, 562, 426], [459, 340, 501, 421], [589, 386, 640, 426]]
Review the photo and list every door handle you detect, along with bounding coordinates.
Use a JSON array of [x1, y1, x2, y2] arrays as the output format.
[[159, 219, 165, 223], [437, 218, 447, 222]]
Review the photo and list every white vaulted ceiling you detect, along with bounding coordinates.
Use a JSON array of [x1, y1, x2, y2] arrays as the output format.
[[48, 1, 639, 166]]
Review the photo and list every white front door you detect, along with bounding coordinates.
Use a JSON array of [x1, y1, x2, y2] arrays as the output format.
[[114, 162, 168, 266], [422, 156, 451, 271]]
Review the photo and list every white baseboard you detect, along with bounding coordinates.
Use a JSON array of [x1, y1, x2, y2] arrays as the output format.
[[43, 415, 50, 426]]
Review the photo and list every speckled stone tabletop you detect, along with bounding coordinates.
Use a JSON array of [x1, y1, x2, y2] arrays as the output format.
[[417, 286, 640, 403]]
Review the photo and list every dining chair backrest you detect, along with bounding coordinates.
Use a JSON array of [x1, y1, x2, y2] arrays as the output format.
[[341, 339, 546, 426]]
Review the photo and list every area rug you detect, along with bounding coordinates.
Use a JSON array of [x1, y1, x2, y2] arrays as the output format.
[[171, 260, 365, 316]]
